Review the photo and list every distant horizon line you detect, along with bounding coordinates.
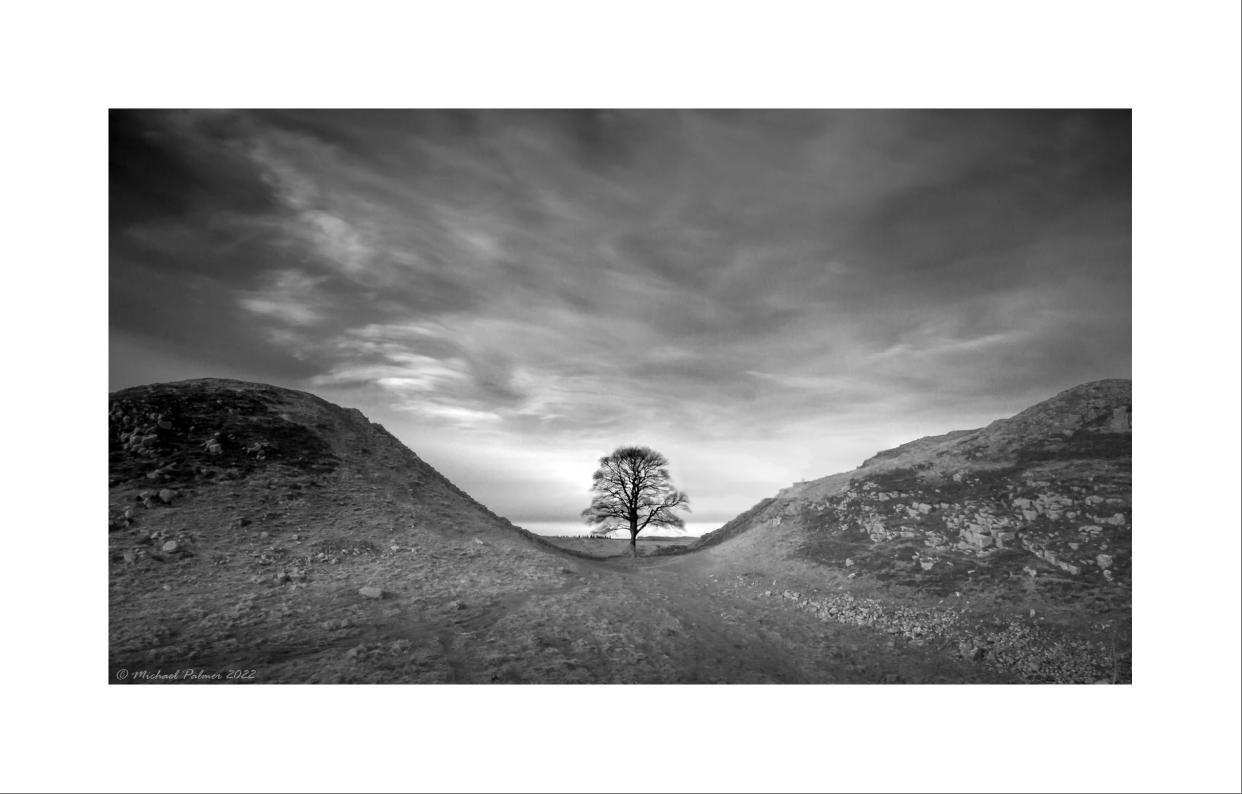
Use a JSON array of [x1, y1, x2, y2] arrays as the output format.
[[517, 519, 725, 537]]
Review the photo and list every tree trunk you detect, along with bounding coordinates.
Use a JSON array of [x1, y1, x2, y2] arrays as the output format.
[[629, 518, 638, 557]]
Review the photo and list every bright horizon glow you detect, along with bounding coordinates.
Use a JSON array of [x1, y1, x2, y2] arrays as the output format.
[[110, 110, 1131, 526], [519, 520, 722, 538]]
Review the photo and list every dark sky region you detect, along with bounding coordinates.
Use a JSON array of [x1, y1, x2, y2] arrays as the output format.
[[110, 110, 1131, 527]]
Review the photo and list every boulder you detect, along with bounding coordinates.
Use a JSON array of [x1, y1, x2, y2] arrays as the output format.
[[161, 540, 179, 554], [358, 586, 384, 600]]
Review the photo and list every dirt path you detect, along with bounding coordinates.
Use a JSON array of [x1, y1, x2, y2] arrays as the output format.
[[389, 548, 1016, 684]]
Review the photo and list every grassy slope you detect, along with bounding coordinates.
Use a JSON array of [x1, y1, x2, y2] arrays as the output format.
[[110, 379, 1010, 683]]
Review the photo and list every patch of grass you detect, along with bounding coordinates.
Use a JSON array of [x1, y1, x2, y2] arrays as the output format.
[[1017, 431, 1132, 463], [692, 498, 776, 550], [863, 466, 926, 493]]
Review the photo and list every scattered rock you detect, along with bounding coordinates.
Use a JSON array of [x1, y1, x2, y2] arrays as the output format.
[[358, 586, 384, 600], [161, 540, 180, 554], [158, 489, 175, 504]]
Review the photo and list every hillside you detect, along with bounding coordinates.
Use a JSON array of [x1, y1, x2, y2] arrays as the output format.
[[109, 379, 584, 681], [110, 378, 1014, 683], [683, 379, 1132, 681]]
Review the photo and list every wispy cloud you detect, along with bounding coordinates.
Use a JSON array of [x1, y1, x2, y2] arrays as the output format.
[[110, 110, 1131, 522], [236, 269, 331, 326]]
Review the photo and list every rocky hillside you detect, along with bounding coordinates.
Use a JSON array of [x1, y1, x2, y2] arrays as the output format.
[[110, 379, 1018, 684], [108, 379, 589, 682], [108, 377, 1134, 683], [110, 378, 510, 528], [698, 380, 1131, 585], [687, 380, 1132, 682]]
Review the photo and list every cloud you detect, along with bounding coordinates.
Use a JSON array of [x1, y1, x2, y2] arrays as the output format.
[[236, 269, 331, 326], [110, 110, 1131, 523]]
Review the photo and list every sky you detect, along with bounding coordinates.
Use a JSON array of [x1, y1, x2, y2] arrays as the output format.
[[109, 110, 1131, 527]]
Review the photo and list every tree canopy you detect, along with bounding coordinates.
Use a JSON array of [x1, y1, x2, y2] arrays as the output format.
[[582, 446, 690, 548]]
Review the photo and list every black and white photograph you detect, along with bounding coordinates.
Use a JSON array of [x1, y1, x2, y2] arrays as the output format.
[[108, 108, 1136, 685], [4, 1, 1240, 792]]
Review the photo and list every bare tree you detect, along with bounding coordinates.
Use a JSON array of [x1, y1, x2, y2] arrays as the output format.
[[582, 446, 690, 554]]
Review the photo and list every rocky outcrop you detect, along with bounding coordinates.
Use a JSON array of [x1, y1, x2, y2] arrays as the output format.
[[751, 582, 1126, 684], [698, 380, 1132, 586], [797, 459, 1130, 583]]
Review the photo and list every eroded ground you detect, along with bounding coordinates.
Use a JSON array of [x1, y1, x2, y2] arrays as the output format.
[[109, 380, 1128, 684]]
